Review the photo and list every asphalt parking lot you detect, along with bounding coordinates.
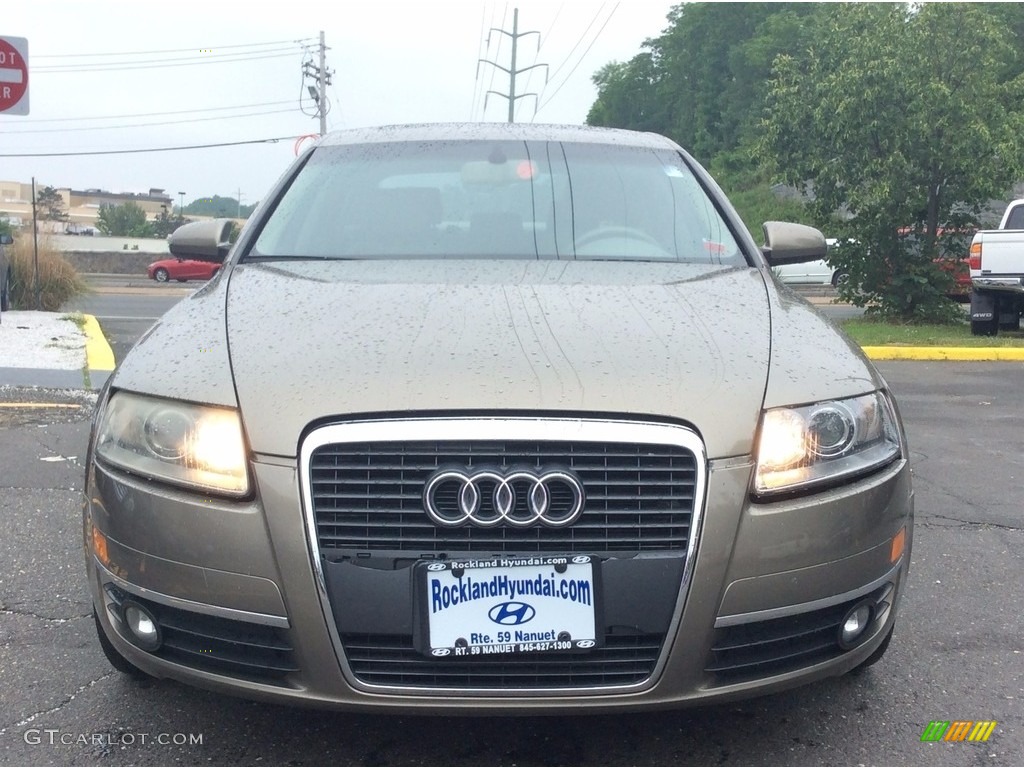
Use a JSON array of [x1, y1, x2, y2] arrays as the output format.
[[0, 360, 1020, 766]]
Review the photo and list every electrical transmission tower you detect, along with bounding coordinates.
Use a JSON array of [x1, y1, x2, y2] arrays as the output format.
[[478, 8, 548, 123], [302, 31, 333, 136]]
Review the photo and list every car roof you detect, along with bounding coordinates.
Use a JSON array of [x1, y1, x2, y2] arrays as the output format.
[[317, 122, 683, 151]]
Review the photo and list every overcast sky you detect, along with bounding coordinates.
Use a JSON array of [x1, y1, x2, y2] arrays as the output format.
[[2, 1, 677, 207]]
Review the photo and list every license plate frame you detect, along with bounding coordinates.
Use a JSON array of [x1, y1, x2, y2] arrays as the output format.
[[414, 555, 602, 658]]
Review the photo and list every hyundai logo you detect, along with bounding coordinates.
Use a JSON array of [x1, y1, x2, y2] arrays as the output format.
[[423, 468, 585, 528], [488, 601, 536, 626], [576, 639, 596, 648], [431, 648, 451, 657], [426, 563, 447, 571]]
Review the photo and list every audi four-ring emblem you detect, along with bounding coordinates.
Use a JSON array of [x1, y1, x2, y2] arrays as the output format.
[[423, 468, 585, 528]]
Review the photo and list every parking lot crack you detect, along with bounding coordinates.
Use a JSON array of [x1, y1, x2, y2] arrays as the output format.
[[0, 672, 115, 735], [917, 513, 1022, 532], [0, 601, 92, 624], [29, 432, 86, 472], [1, 606, 92, 626]]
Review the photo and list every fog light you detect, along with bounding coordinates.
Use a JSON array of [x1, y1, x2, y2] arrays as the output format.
[[838, 601, 873, 650], [122, 601, 162, 652]]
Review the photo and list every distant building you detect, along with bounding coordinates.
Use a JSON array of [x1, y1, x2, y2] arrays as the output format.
[[0, 181, 174, 232]]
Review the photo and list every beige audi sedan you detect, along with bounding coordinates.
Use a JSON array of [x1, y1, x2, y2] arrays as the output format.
[[84, 123, 913, 713]]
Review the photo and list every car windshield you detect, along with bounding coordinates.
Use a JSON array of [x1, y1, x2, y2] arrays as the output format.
[[249, 140, 743, 264]]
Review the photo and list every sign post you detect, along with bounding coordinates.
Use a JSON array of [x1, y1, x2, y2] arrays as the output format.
[[0, 36, 29, 115]]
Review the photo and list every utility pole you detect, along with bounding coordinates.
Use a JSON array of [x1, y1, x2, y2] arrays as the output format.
[[31, 177, 40, 310], [303, 31, 333, 136], [478, 8, 548, 123], [236, 188, 243, 219]]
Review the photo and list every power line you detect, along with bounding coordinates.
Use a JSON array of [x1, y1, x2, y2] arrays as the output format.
[[483, 3, 509, 120], [540, 3, 606, 92], [516, 2, 565, 122], [470, 3, 489, 120], [0, 108, 298, 134], [0, 136, 296, 158], [34, 50, 302, 74], [34, 39, 316, 59], [537, 3, 619, 115], [7, 100, 296, 124]]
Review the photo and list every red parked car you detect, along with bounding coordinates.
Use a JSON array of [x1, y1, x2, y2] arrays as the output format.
[[935, 254, 971, 300], [898, 228, 972, 301], [147, 257, 220, 283]]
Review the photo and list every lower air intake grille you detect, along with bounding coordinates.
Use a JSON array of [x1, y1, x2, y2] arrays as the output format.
[[342, 633, 663, 688], [705, 584, 893, 683], [104, 586, 298, 685]]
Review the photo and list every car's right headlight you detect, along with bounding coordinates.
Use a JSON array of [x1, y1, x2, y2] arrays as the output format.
[[753, 391, 902, 498], [94, 391, 249, 497]]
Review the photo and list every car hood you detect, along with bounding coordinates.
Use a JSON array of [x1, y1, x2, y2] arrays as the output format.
[[220, 260, 772, 459], [111, 260, 882, 461]]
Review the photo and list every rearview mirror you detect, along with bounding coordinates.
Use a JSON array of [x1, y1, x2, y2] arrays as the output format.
[[168, 219, 233, 262], [760, 221, 827, 266]]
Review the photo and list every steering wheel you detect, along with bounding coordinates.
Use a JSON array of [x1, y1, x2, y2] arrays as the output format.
[[574, 226, 662, 249]]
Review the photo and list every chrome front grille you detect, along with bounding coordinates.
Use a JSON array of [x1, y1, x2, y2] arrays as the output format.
[[308, 435, 698, 555], [300, 418, 706, 694]]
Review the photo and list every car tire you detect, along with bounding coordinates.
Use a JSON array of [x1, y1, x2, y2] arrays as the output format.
[[970, 317, 998, 337], [831, 270, 849, 288], [92, 608, 151, 679], [153, 268, 170, 283], [851, 624, 893, 674]]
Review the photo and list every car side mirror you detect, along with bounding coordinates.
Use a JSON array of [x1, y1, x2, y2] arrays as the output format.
[[760, 221, 827, 266], [168, 219, 232, 263]]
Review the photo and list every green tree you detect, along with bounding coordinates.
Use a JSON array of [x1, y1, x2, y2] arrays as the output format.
[[36, 186, 68, 221], [586, 56, 669, 134], [587, 3, 820, 162], [0, 216, 12, 238], [585, 3, 826, 233], [96, 201, 155, 237], [151, 206, 188, 238], [759, 3, 1024, 322], [184, 195, 256, 218]]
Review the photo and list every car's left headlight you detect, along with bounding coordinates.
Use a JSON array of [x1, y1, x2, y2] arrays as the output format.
[[94, 391, 249, 496], [754, 391, 902, 497]]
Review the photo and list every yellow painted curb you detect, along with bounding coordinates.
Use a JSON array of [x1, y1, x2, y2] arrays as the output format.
[[82, 314, 116, 372], [862, 346, 1024, 361]]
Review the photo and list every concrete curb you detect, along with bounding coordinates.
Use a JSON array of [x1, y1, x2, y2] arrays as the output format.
[[0, 368, 92, 389]]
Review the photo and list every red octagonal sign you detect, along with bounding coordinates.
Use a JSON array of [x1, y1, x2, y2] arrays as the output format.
[[0, 37, 29, 115]]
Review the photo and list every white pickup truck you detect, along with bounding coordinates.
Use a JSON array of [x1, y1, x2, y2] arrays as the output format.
[[969, 199, 1024, 335]]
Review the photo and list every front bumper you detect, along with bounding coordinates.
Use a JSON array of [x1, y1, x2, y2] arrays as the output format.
[[84, 417, 913, 713]]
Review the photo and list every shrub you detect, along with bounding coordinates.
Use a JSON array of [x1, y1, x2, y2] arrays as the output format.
[[8, 234, 89, 311]]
